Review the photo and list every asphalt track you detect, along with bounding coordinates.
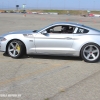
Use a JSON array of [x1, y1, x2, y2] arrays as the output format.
[[0, 13, 100, 100]]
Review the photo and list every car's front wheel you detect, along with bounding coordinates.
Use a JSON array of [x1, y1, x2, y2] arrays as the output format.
[[81, 43, 100, 63], [7, 40, 25, 58]]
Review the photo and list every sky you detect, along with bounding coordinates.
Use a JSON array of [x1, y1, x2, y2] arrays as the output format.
[[0, 0, 100, 10]]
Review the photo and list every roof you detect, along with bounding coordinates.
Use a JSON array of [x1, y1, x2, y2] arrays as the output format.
[[52, 22, 83, 27]]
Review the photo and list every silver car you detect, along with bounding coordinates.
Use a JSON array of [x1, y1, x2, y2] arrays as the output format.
[[0, 22, 100, 63]]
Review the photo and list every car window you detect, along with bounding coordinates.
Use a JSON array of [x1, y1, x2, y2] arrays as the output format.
[[77, 27, 89, 33], [46, 25, 75, 34], [46, 26, 62, 33], [53, 26, 61, 32]]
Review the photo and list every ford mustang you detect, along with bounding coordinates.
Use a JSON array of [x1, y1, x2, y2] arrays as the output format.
[[0, 22, 100, 63]]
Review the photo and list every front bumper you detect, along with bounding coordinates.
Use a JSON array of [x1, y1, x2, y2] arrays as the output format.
[[0, 40, 6, 52]]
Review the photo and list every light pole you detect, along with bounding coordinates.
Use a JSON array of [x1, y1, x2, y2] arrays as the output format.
[[16, 5, 19, 11], [79, 0, 82, 15], [93, 0, 95, 10], [37, 0, 38, 9]]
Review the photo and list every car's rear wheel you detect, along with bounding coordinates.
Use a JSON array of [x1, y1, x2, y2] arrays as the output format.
[[7, 40, 25, 58], [81, 43, 100, 63]]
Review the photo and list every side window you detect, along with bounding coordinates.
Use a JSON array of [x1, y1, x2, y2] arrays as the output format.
[[46, 26, 62, 33], [77, 27, 89, 33], [46, 25, 75, 34], [53, 26, 62, 33], [61, 25, 75, 33]]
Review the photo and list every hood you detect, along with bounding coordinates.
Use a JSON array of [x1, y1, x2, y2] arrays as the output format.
[[0, 30, 35, 37]]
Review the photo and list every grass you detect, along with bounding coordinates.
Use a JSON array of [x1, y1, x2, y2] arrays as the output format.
[[27, 9, 100, 15], [1, 9, 100, 15]]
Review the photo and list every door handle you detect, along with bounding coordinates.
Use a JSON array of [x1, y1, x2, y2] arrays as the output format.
[[66, 37, 72, 40]]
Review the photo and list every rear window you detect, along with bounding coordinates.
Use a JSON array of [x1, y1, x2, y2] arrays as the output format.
[[77, 27, 89, 33]]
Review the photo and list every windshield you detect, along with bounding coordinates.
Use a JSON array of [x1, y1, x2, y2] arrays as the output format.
[[37, 24, 54, 32]]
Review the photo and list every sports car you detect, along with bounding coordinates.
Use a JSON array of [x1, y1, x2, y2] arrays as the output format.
[[0, 22, 100, 63]]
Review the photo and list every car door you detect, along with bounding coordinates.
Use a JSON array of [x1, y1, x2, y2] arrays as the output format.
[[34, 25, 75, 55]]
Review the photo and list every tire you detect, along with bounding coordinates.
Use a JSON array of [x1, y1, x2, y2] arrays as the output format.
[[7, 40, 25, 58], [81, 43, 100, 63]]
